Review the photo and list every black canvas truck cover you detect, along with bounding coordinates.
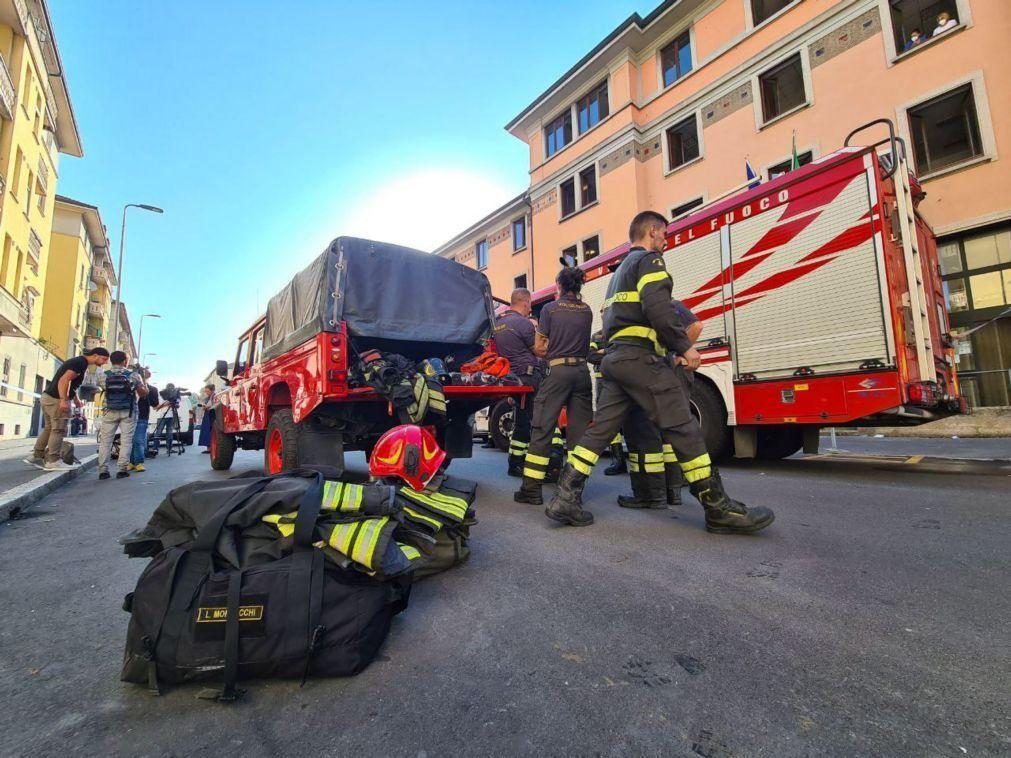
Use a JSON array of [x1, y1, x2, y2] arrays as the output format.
[[263, 237, 496, 362]]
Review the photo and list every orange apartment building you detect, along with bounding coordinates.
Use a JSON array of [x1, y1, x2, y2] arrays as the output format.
[[435, 0, 1011, 407]]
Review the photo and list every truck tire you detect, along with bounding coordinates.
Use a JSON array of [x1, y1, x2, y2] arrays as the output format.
[[209, 427, 235, 470], [265, 408, 300, 474], [689, 379, 732, 461], [489, 400, 514, 453], [755, 426, 803, 460]]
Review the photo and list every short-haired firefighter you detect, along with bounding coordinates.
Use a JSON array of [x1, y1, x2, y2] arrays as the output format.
[[618, 300, 703, 510], [495, 288, 544, 476], [545, 210, 775, 534], [514, 267, 594, 505]]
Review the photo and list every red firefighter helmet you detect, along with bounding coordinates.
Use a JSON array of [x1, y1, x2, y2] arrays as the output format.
[[369, 425, 446, 491]]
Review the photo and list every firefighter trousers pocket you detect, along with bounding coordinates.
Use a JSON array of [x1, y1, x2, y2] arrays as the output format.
[[646, 363, 688, 430]]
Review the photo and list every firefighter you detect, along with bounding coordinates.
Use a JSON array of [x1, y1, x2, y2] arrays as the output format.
[[545, 210, 775, 534], [514, 267, 593, 505], [494, 288, 544, 476], [619, 301, 703, 509], [589, 328, 628, 476]]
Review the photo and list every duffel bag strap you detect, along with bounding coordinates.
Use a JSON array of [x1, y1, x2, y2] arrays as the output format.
[[285, 469, 326, 672], [197, 569, 245, 703]]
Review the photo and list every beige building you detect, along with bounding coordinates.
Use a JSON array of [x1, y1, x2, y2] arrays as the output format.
[[0, 0, 83, 438], [438, 0, 1011, 406]]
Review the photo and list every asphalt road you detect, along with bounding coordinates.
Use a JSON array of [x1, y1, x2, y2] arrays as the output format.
[[1, 444, 1009, 757]]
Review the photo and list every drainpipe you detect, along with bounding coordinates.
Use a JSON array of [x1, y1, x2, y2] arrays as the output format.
[[525, 194, 535, 289]]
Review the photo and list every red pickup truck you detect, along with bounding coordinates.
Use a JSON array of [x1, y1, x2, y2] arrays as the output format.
[[209, 237, 529, 474]]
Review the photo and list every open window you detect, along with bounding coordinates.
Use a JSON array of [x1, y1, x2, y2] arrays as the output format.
[[888, 0, 962, 55], [758, 54, 807, 124], [907, 83, 983, 175]]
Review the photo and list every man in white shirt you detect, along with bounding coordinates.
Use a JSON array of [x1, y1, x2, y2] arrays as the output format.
[[933, 11, 958, 36]]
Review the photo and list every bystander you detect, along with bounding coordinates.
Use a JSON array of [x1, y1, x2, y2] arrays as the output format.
[[96, 351, 147, 480], [129, 369, 157, 472]]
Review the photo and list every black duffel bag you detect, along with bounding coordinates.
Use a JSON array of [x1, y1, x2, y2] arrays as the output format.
[[121, 468, 410, 700]]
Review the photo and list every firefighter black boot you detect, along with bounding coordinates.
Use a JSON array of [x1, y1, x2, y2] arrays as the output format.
[[513, 477, 543, 505], [545, 465, 594, 527], [603, 443, 627, 475], [666, 463, 685, 507], [690, 470, 774, 534], [617, 467, 666, 509]]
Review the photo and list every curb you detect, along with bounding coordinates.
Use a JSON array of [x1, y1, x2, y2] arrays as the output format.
[[0, 453, 99, 522]]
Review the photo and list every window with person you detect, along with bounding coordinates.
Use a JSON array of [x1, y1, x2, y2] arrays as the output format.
[[545, 111, 573, 158], [561, 245, 577, 267], [907, 84, 982, 175], [666, 115, 700, 170], [889, 1, 961, 53], [759, 54, 806, 122], [660, 30, 692, 87], [576, 81, 609, 135]]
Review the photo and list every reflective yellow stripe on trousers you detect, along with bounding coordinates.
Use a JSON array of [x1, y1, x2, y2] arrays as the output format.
[[680, 452, 713, 483], [568, 445, 599, 476]]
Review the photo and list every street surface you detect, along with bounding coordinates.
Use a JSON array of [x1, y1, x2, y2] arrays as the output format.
[[0, 435, 97, 490], [1, 442, 1009, 757]]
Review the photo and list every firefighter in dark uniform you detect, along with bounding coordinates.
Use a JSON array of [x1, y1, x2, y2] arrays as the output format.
[[546, 210, 775, 534], [514, 267, 593, 505], [589, 328, 628, 476], [494, 288, 544, 476], [618, 300, 703, 510]]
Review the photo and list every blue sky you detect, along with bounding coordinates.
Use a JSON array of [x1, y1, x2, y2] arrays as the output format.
[[52, 0, 647, 388]]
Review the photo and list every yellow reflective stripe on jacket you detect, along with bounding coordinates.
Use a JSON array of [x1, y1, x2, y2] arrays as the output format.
[[328, 516, 389, 570], [680, 452, 713, 483], [399, 543, 421, 561], [602, 290, 640, 309], [610, 326, 664, 356], [636, 270, 671, 294], [262, 512, 298, 538], [403, 506, 442, 531], [400, 488, 469, 521], [321, 481, 363, 512]]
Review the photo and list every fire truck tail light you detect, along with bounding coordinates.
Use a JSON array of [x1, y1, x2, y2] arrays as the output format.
[[907, 382, 938, 406]]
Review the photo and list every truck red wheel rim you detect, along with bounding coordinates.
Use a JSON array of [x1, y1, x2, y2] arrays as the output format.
[[267, 428, 284, 474]]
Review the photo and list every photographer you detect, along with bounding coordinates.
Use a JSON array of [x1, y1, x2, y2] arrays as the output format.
[[151, 383, 183, 455]]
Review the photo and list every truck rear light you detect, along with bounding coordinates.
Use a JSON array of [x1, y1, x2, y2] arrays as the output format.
[[907, 381, 938, 406], [328, 369, 347, 383], [330, 336, 341, 346], [331, 350, 342, 363]]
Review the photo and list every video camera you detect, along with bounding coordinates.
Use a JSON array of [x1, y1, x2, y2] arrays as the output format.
[[160, 384, 188, 407]]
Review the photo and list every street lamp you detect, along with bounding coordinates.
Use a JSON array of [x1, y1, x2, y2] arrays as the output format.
[[110, 203, 164, 353], [136, 313, 161, 363], [142, 352, 158, 370]]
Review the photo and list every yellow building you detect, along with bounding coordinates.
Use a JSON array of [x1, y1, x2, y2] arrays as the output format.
[[0, 0, 83, 438], [87, 244, 115, 352], [39, 196, 107, 360]]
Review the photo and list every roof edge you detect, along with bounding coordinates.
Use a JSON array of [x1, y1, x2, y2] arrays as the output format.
[[432, 191, 529, 255]]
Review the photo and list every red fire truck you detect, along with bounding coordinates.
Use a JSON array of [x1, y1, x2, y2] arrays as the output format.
[[493, 120, 962, 460], [209, 237, 530, 473]]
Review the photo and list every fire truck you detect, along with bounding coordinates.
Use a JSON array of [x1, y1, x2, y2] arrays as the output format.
[[487, 120, 962, 460]]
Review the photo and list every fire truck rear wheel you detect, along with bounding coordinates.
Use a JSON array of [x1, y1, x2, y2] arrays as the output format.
[[209, 427, 235, 470], [689, 379, 732, 461], [755, 426, 803, 460], [265, 408, 301, 474]]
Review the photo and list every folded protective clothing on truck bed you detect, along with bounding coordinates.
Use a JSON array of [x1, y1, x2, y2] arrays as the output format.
[[354, 351, 447, 425]]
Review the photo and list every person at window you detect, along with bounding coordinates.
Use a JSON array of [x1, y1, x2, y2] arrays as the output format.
[[933, 11, 958, 36], [903, 28, 926, 51], [26, 347, 110, 470]]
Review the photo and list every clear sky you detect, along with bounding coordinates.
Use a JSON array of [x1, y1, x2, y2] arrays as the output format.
[[52, 0, 648, 389]]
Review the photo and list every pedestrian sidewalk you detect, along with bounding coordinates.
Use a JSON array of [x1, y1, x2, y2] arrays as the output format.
[[835, 407, 1011, 438], [0, 435, 98, 521]]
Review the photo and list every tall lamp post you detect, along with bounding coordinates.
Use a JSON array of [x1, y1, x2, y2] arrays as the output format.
[[110, 203, 164, 353], [136, 313, 161, 365], [143, 352, 158, 372]]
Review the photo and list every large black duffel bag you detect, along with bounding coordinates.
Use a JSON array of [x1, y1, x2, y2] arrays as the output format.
[[121, 469, 410, 700]]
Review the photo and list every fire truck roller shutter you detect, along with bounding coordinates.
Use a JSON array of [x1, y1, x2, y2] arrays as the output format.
[[729, 173, 888, 380], [663, 232, 727, 344]]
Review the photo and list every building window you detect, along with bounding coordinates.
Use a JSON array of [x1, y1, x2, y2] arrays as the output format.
[[767, 150, 813, 179], [14, 424, 20, 436], [907, 84, 982, 175], [476, 239, 488, 270], [561, 245, 578, 267], [576, 81, 609, 135], [514, 274, 528, 290], [545, 111, 573, 158], [24, 171, 34, 212], [512, 217, 526, 252], [560, 178, 576, 218], [18, 364, 25, 402], [666, 115, 700, 171], [1, 357, 9, 397], [759, 54, 806, 123], [579, 166, 597, 207], [889, 0, 961, 54], [672, 197, 705, 220], [751, 0, 796, 26], [582, 235, 600, 263], [660, 31, 693, 87]]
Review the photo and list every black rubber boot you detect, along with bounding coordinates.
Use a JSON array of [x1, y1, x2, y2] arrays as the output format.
[[545, 465, 594, 526], [690, 471, 774, 534], [513, 477, 543, 505], [603, 443, 627, 476], [618, 470, 666, 509], [666, 463, 685, 507]]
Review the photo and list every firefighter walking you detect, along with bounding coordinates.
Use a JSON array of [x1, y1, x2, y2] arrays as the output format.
[[514, 267, 593, 505], [546, 210, 774, 534], [494, 288, 544, 476]]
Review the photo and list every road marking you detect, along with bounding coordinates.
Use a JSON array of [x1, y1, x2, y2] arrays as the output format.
[[904, 455, 924, 464]]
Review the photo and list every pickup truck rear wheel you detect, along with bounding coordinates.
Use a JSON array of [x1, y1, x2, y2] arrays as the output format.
[[209, 427, 235, 470], [265, 408, 300, 474]]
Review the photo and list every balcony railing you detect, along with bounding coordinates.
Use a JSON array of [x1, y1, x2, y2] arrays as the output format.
[[27, 229, 41, 274], [84, 337, 101, 350], [0, 54, 14, 120], [91, 265, 110, 285], [37, 156, 48, 193], [87, 301, 105, 318]]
